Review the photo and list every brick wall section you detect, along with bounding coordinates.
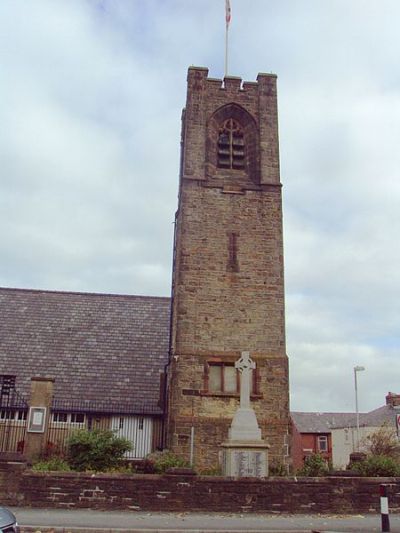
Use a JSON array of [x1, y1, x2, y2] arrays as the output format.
[[0, 462, 25, 506], [167, 66, 289, 469], [291, 418, 304, 471], [5, 470, 400, 514]]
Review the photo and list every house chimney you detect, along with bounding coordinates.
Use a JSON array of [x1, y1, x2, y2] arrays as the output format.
[[385, 392, 400, 407]]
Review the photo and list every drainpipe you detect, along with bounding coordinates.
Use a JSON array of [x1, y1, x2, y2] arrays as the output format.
[[162, 109, 186, 449]]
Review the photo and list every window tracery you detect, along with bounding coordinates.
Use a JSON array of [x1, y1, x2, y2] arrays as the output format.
[[217, 118, 245, 170]]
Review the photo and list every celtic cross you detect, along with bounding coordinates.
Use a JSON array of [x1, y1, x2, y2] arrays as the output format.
[[235, 351, 256, 409]]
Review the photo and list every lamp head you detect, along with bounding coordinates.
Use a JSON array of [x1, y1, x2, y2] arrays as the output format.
[[354, 365, 365, 372]]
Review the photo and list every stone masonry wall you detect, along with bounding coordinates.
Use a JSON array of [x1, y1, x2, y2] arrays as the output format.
[[174, 184, 286, 354], [3, 468, 400, 514], [168, 351, 289, 469], [167, 67, 289, 469]]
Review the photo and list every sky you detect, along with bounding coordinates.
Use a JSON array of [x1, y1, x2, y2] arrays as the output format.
[[1, 0, 399, 414]]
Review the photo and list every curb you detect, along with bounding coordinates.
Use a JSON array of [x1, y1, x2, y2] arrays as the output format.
[[19, 527, 313, 533]]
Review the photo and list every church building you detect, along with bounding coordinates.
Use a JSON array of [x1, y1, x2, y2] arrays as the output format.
[[0, 67, 290, 470]]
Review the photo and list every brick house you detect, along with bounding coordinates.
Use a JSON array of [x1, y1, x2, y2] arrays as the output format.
[[0, 66, 290, 468], [330, 393, 400, 469], [291, 412, 356, 470], [292, 393, 400, 471]]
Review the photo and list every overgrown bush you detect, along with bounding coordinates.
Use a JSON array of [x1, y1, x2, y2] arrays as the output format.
[[32, 456, 71, 472], [269, 459, 288, 476], [360, 424, 400, 459], [66, 429, 132, 471], [351, 455, 400, 477], [349, 424, 400, 476], [198, 466, 223, 476], [297, 453, 329, 477], [145, 450, 190, 473], [132, 458, 157, 474]]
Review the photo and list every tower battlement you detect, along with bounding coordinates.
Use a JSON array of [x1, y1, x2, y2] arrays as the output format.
[[187, 66, 277, 96]]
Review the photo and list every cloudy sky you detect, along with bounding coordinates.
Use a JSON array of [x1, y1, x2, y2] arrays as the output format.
[[1, 0, 399, 414]]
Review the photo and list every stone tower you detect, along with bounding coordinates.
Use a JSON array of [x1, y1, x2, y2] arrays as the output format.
[[167, 67, 290, 470]]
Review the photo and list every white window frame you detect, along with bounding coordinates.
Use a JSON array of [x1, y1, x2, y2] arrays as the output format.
[[318, 435, 328, 452], [0, 409, 27, 423], [52, 412, 86, 425]]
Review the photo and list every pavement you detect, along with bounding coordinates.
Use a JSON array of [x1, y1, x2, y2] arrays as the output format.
[[9, 507, 400, 533]]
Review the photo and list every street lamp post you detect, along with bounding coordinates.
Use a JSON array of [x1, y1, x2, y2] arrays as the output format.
[[354, 365, 365, 451]]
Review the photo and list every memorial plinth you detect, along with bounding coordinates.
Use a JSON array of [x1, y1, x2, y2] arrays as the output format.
[[221, 440, 270, 477], [220, 352, 270, 477]]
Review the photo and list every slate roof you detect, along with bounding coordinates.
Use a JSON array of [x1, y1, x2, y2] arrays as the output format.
[[0, 287, 171, 415], [352, 405, 397, 429], [291, 412, 357, 433], [292, 404, 398, 433]]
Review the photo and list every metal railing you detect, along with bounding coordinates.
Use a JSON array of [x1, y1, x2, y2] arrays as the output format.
[[0, 384, 28, 454], [0, 390, 164, 459]]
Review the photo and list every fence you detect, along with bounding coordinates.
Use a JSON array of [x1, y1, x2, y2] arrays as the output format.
[[0, 377, 28, 454], [0, 389, 164, 460]]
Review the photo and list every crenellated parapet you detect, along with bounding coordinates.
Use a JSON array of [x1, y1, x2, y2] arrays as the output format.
[[187, 66, 277, 93]]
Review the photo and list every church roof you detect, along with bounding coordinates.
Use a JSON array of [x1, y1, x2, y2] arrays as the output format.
[[0, 287, 170, 415]]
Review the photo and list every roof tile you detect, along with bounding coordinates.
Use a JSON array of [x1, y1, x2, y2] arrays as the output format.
[[0, 287, 171, 414]]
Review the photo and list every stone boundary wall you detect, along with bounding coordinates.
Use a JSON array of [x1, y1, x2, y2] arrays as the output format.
[[1, 465, 400, 513]]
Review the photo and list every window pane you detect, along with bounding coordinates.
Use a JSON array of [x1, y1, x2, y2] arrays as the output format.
[[54, 412, 67, 422], [209, 365, 222, 391], [0, 410, 14, 420], [224, 366, 237, 393], [71, 413, 85, 424], [318, 436, 328, 451]]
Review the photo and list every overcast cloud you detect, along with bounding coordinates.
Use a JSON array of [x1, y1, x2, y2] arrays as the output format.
[[1, 0, 399, 414]]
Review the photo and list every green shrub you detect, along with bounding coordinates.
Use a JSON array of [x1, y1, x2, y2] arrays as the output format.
[[269, 459, 288, 476], [297, 453, 329, 477], [32, 457, 71, 472], [105, 464, 134, 474], [132, 458, 156, 474], [145, 450, 190, 473], [352, 455, 400, 477], [198, 466, 223, 476], [66, 429, 132, 472]]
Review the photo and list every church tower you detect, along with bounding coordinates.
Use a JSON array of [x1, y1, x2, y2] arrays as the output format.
[[167, 67, 290, 470]]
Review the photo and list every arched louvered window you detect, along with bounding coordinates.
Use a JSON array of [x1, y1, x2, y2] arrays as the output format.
[[217, 119, 245, 170]]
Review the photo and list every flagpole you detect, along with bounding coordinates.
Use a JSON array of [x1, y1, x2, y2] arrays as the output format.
[[225, 20, 229, 78], [224, 0, 231, 78]]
